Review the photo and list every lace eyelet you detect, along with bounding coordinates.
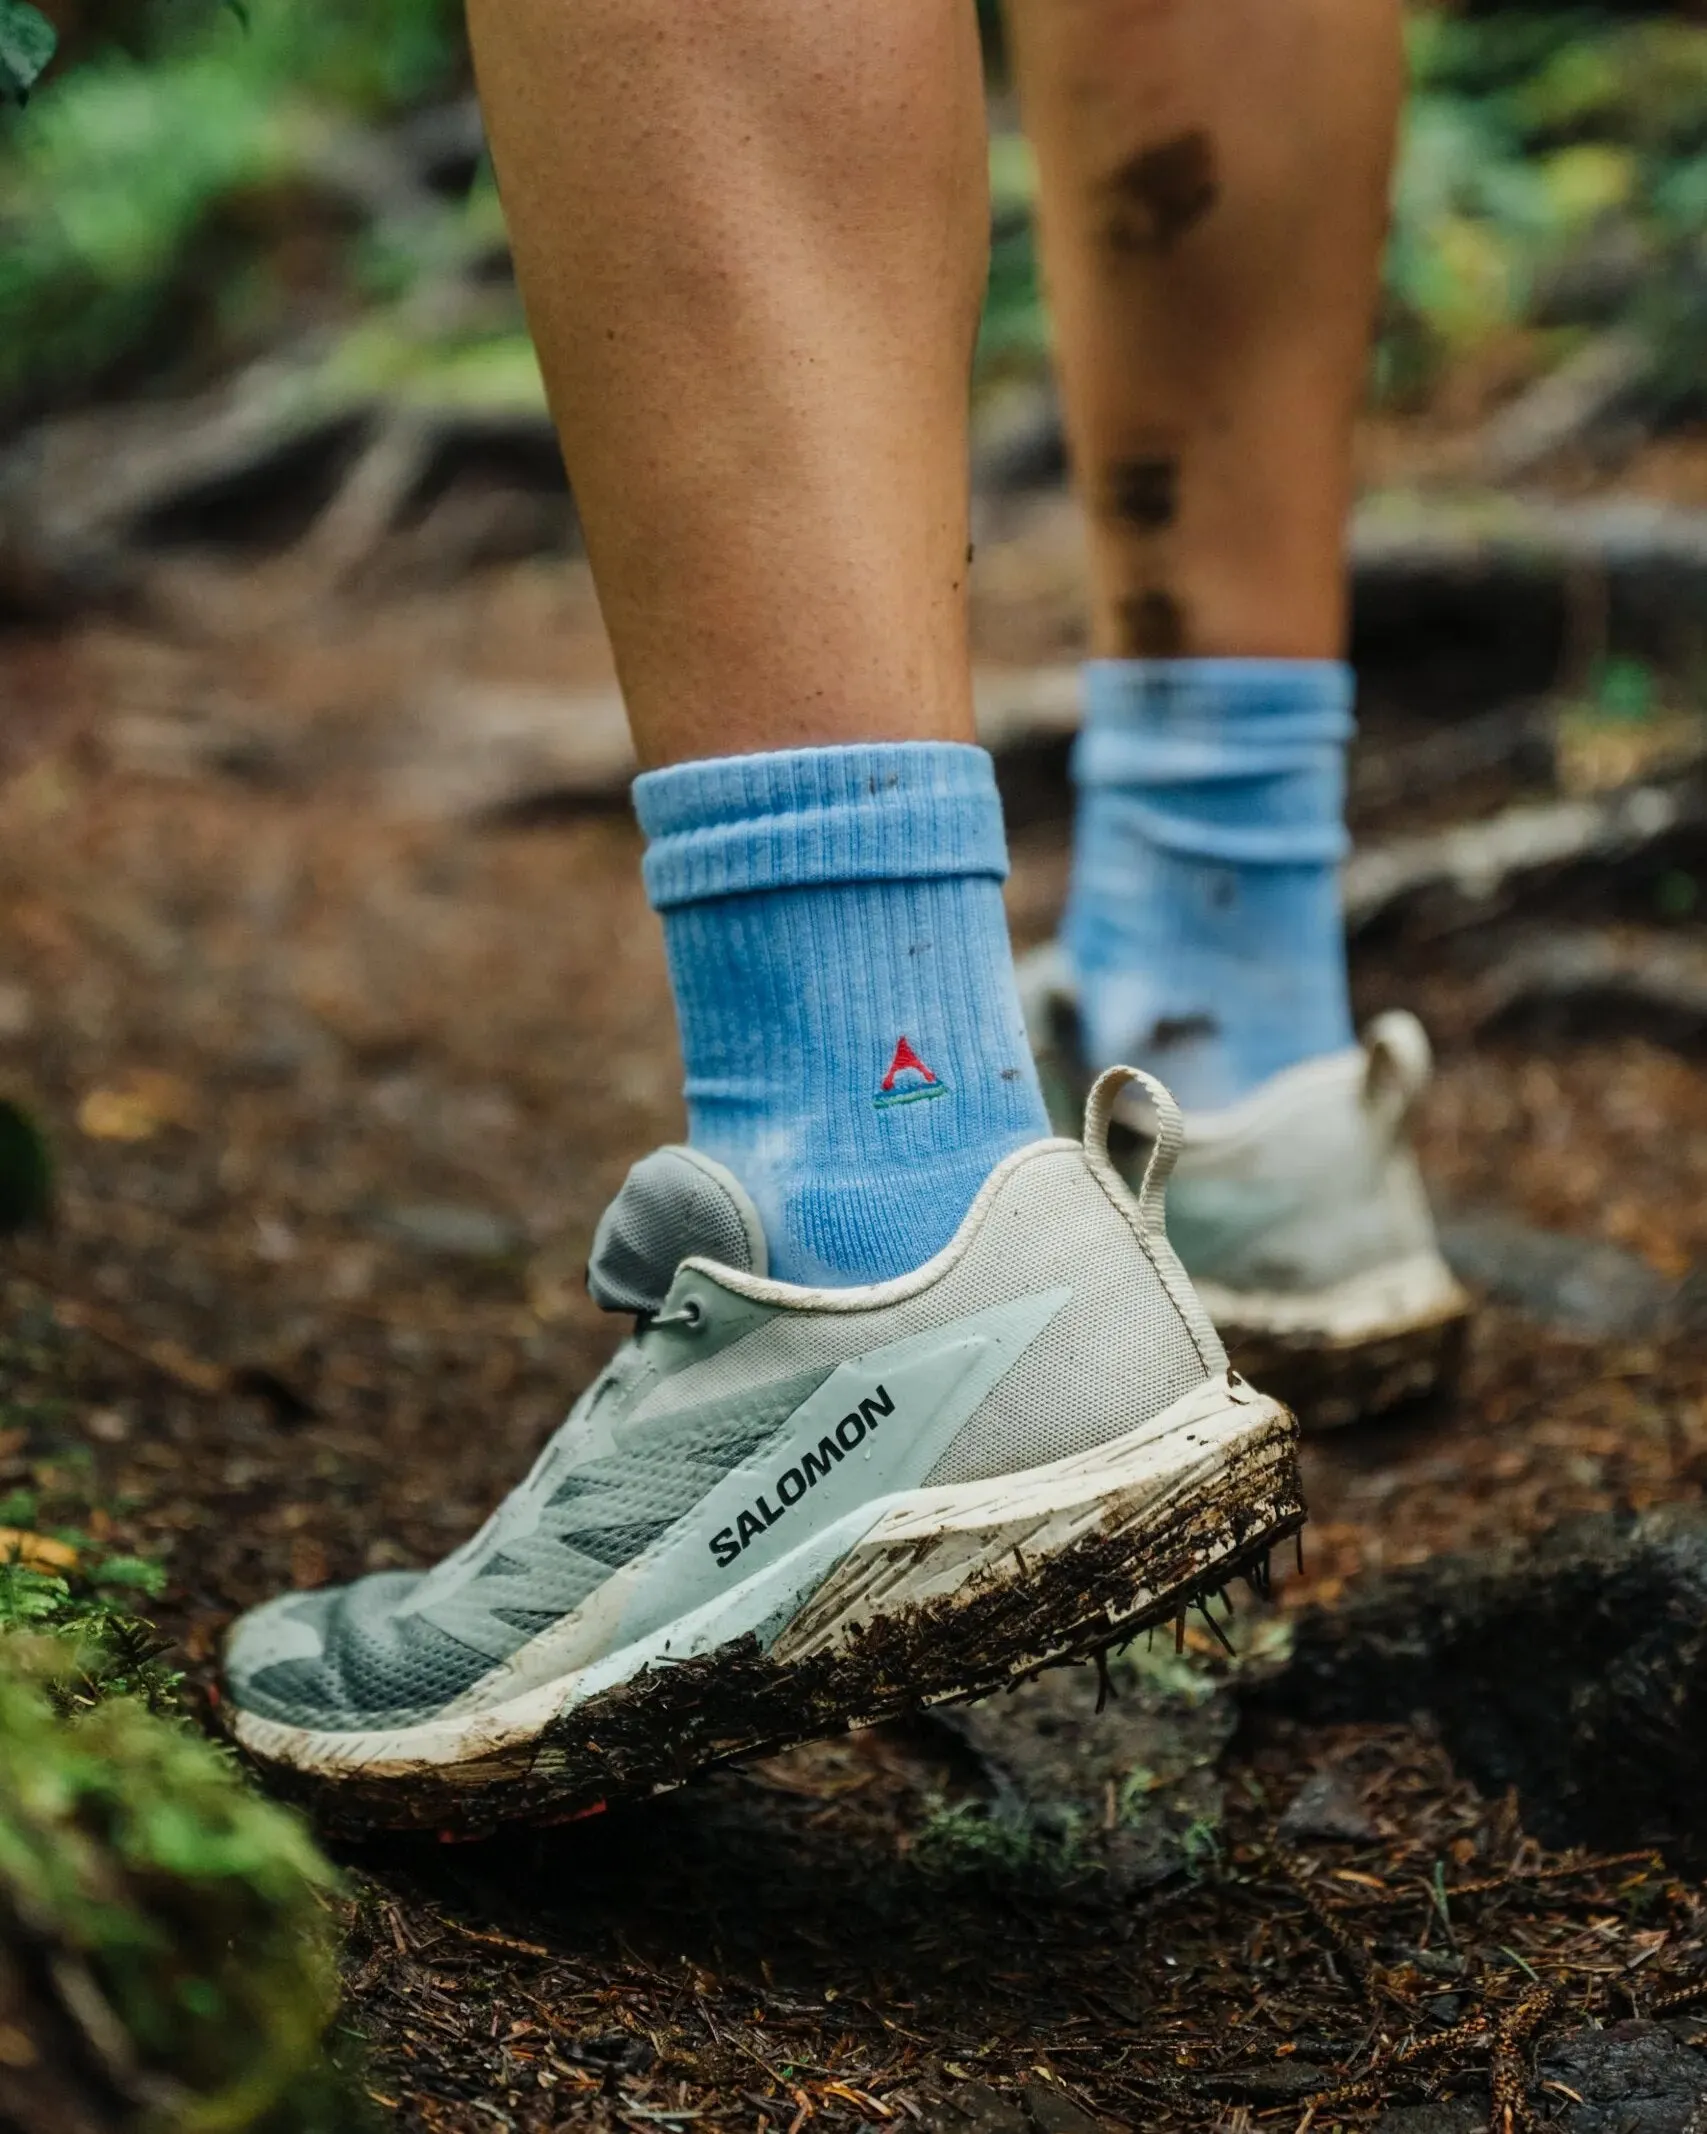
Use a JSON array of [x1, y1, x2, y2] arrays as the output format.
[[653, 1294, 705, 1333]]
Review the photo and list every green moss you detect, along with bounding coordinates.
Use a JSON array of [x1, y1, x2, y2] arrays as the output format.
[[0, 1557, 184, 1715], [0, 1335, 358, 2132], [0, 1640, 347, 2131], [911, 1797, 1097, 1894]]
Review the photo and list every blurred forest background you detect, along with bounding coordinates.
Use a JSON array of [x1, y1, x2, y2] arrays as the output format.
[[8, 7, 1707, 2132], [6, 0, 1707, 485]]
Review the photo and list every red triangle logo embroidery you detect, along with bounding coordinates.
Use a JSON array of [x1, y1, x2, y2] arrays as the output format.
[[881, 1036, 937, 1091], [875, 1036, 947, 1107]]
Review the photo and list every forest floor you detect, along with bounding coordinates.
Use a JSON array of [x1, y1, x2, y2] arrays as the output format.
[[3, 487, 1707, 2133]]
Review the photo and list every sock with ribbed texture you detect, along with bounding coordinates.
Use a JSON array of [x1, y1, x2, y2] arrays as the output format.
[[1062, 657, 1356, 1112], [633, 741, 1051, 1287]]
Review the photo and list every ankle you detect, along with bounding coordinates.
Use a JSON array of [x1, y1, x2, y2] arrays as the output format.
[[636, 742, 1049, 1286], [1063, 658, 1355, 1108]]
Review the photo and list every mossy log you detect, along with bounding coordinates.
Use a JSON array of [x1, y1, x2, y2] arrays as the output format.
[[0, 1636, 347, 2134]]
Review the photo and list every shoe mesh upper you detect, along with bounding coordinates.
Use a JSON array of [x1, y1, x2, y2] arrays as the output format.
[[230, 1367, 831, 1730], [624, 1148, 1207, 1488], [227, 1143, 1212, 1736]]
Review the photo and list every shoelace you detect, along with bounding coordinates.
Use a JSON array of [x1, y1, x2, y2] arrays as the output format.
[[647, 1296, 705, 1333]]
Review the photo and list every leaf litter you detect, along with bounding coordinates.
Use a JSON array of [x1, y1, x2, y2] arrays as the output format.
[[1, 573, 1707, 2127]]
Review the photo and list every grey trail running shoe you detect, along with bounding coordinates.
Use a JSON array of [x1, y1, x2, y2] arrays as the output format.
[[223, 1067, 1302, 1836], [1021, 948, 1471, 1429]]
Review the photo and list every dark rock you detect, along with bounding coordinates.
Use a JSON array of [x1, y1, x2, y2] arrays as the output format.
[[1277, 1767, 1381, 1845], [928, 2080, 1032, 2134], [1249, 1508, 1707, 1862], [1372, 2103, 1483, 2134], [937, 1664, 1235, 1891], [1539, 2020, 1707, 2133], [1437, 1211, 1675, 1341], [1021, 2077, 1108, 2134], [1199, 2061, 1333, 2104], [947, 1666, 1234, 1808], [922, 2080, 1120, 2134]]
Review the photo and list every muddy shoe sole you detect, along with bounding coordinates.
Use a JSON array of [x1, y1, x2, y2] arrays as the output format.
[[1200, 1253, 1472, 1432], [230, 1372, 1302, 1839]]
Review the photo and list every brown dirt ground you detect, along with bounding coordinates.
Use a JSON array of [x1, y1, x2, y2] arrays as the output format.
[[3, 526, 1707, 2132]]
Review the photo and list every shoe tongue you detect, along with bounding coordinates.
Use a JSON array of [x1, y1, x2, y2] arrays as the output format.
[[586, 1146, 768, 1315]]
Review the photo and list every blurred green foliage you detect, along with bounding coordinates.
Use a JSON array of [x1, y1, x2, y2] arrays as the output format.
[[980, 130, 1046, 377], [0, 0, 462, 419], [0, 1096, 50, 1233], [5, 3, 1707, 427], [1378, 11, 1707, 408]]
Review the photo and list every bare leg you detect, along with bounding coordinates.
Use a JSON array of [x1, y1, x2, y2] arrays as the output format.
[[993, 0, 1470, 1420], [463, 0, 1048, 1291], [1004, 0, 1403, 660], [466, 0, 988, 766]]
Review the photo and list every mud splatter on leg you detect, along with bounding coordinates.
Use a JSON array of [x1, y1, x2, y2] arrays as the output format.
[[1104, 454, 1179, 532], [1102, 130, 1220, 255], [1118, 588, 1189, 656]]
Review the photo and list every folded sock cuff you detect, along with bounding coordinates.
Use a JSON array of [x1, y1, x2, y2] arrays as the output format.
[[1075, 658, 1355, 789], [1075, 795, 1350, 868], [1073, 658, 1352, 868], [635, 742, 1010, 910]]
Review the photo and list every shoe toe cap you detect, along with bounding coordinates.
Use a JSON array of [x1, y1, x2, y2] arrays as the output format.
[[226, 1586, 336, 1686], [226, 1571, 421, 1726], [225, 1569, 499, 1734]]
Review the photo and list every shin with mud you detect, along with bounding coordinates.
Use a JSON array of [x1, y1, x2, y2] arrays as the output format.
[[1006, 0, 1468, 1421]]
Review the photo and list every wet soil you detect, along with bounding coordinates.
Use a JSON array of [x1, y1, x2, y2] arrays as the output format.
[[3, 526, 1707, 2129]]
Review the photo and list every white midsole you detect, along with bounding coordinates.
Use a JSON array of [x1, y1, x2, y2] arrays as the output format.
[[1196, 1250, 1468, 1345], [230, 1370, 1289, 1781]]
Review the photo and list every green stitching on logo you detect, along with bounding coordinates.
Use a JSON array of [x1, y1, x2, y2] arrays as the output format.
[[873, 1081, 950, 1110]]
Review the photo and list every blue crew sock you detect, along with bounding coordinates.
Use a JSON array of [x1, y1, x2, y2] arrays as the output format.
[[634, 742, 1050, 1287], [1062, 658, 1356, 1112]]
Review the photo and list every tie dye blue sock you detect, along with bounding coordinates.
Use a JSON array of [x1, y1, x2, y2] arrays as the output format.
[[1063, 658, 1356, 1112], [634, 742, 1050, 1287]]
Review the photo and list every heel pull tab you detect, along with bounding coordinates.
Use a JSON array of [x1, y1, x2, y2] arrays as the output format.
[[1083, 1064, 1184, 1234], [1363, 1009, 1432, 1136]]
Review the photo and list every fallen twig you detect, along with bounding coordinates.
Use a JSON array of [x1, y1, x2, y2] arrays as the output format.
[[1488, 1981, 1557, 2134], [1345, 781, 1705, 936]]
